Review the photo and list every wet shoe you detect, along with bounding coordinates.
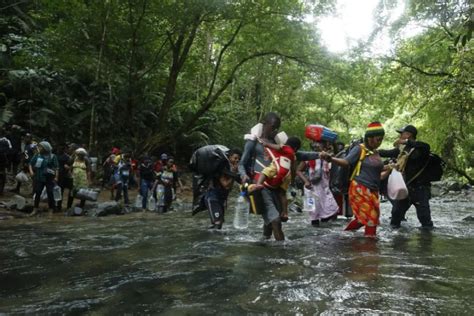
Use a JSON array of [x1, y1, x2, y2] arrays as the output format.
[[311, 220, 320, 227], [28, 209, 39, 217], [344, 219, 363, 231], [364, 225, 377, 237]]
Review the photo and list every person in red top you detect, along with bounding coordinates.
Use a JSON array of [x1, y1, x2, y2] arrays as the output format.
[[154, 153, 168, 173], [252, 136, 301, 222]]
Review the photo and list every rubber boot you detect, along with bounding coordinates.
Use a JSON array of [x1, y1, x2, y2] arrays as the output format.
[[364, 225, 377, 237], [344, 219, 363, 231]]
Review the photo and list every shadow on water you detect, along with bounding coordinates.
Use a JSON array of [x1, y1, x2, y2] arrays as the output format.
[[0, 193, 473, 314]]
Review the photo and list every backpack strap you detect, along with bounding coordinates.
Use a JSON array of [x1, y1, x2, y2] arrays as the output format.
[[350, 144, 373, 181], [406, 154, 431, 185]]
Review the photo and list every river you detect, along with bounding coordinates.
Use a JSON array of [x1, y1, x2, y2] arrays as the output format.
[[1, 192, 473, 314]]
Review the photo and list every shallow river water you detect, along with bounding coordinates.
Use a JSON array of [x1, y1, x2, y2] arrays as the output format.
[[1, 192, 473, 315]]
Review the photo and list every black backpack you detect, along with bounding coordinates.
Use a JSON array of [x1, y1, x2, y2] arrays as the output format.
[[329, 139, 362, 195], [408, 153, 446, 184], [426, 153, 445, 182], [189, 145, 230, 176]]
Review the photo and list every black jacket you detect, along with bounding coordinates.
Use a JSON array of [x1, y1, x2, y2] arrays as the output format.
[[379, 139, 431, 185]]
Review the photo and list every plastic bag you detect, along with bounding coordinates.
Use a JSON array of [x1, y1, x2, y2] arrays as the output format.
[[15, 171, 29, 183], [387, 169, 408, 200], [33, 187, 48, 202]]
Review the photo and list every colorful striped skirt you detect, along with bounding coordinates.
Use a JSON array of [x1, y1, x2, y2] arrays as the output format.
[[348, 180, 380, 227]]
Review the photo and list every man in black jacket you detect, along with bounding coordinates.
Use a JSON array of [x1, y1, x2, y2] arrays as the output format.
[[379, 125, 434, 228]]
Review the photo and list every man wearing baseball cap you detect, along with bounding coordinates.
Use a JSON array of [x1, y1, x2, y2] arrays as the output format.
[[379, 124, 434, 229]]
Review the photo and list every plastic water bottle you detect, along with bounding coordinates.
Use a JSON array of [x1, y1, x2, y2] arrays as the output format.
[[135, 195, 143, 208], [147, 196, 156, 211], [53, 185, 62, 202], [233, 192, 249, 229]]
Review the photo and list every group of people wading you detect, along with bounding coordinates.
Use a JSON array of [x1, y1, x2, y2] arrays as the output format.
[[193, 112, 437, 240]]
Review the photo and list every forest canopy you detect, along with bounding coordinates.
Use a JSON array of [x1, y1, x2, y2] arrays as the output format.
[[1, 0, 472, 183]]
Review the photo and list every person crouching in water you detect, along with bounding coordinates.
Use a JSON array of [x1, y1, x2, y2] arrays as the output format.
[[251, 136, 301, 223], [67, 148, 91, 210], [322, 122, 391, 237], [205, 149, 241, 229], [29, 141, 59, 216]]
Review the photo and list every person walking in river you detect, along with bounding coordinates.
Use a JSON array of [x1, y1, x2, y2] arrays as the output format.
[[67, 148, 91, 210], [297, 140, 340, 227], [322, 122, 391, 237], [238, 112, 318, 241], [29, 141, 59, 216], [204, 149, 241, 229], [251, 136, 302, 223], [153, 156, 179, 212], [137, 155, 155, 211], [378, 125, 434, 229]]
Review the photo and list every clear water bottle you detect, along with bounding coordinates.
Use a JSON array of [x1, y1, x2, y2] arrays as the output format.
[[233, 191, 249, 229], [147, 196, 156, 211], [53, 185, 62, 202], [135, 194, 143, 208]]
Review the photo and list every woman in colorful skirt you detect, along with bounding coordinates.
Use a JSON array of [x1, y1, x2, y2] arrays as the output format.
[[322, 122, 390, 237]]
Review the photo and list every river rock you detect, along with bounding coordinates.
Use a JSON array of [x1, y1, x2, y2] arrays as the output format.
[[447, 181, 462, 192], [463, 215, 474, 222], [431, 181, 447, 197]]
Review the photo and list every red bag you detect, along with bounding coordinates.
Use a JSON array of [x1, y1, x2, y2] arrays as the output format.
[[305, 125, 338, 142], [305, 125, 324, 141]]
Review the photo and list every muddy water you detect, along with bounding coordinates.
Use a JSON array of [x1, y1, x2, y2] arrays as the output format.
[[0, 193, 473, 315]]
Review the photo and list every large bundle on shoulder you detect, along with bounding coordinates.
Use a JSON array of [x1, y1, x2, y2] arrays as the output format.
[[189, 145, 230, 176], [305, 124, 338, 143]]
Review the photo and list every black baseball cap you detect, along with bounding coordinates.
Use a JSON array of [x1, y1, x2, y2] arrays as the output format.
[[396, 125, 417, 137]]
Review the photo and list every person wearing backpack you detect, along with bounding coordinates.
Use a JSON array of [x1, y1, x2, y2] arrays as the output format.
[[323, 122, 391, 237], [29, 141, 59, 216], [378, 125, 434, 229]]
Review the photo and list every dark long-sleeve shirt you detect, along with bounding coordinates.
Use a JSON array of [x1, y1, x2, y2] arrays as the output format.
[[379, 139, 431, 185]]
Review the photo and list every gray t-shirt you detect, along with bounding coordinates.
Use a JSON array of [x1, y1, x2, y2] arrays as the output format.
[[345, 145, 384, 191]]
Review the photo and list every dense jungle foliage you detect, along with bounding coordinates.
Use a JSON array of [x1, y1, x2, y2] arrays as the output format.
[[0, 0, 472, 183]]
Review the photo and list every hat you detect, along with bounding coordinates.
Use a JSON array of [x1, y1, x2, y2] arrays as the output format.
[[396, 125, 417, 137], [365, 122, 385, 138], [39, 141, 52, 153], [160, 153, 168, 160], [75, 148, 88, 156]]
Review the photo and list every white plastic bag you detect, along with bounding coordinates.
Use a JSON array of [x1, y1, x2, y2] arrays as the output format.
[[15, 171, 29, 183], [303, 187, 316, 212], [387, 169, 408, 200], [33, 187, 48, 202]]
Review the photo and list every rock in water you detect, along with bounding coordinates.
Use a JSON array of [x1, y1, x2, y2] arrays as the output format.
[[462, 215, 474, 222]]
